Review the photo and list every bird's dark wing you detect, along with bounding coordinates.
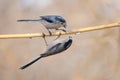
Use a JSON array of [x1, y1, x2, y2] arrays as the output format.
[[41, 43, 62, 57], [40, 16, 53, 23], [48, 43, 62, 52]]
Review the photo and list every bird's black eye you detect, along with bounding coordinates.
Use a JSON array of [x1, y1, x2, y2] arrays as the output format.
[[55, 16, 66, 23], [64, 39, 72, 49]]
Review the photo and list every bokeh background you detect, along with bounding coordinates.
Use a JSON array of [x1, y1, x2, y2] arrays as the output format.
[[0, 0, 120, 80]]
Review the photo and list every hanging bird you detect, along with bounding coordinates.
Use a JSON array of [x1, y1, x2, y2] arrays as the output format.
[[20, 36, 72, 70]]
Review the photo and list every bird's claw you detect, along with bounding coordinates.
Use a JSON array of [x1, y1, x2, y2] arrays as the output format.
[[42, 32, 48, 46], [61, 29, 66, 32], [48, 31, 52, 36], [42, 32, 46, 38]]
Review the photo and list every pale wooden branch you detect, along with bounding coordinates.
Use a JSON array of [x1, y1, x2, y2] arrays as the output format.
[[0, 22, 120, 39]]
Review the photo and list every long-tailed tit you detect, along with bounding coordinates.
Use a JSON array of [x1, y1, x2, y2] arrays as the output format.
[[20, 36, 72, 70], [17, 15, 67, 35]]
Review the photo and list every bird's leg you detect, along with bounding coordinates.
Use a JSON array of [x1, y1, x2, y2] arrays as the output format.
[[42, 33, 48, 46], [53, 28, 66, 40], [57, 28, 66, 32], [61, 29, 66, 32], [54, 28, 65, 40], [54, 32, 62, 40], [46, 29, 52, 36]]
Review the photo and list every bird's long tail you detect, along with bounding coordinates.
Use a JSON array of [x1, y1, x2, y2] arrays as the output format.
[[17, 19, 41, 22], [20, 55, 43, 70]]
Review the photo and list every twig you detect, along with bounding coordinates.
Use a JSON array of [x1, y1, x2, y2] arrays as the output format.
[[0, 22, 120, 39]]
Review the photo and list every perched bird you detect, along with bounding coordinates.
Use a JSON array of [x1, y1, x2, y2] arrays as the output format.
[[20, 36, 72, 70], [17, 15, 67, 35]]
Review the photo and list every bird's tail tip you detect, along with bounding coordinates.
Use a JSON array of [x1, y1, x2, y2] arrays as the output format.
[[17, 20, 25, 22], [19, 55, 43, 70], [19, 65, 27, 70]]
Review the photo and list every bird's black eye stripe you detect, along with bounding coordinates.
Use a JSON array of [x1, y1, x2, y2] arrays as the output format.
[[55, 17, 66, 23], [64, 39, 72, 49]]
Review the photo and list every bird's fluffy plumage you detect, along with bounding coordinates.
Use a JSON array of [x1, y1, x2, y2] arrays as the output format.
[[20, 36, 72, 70]]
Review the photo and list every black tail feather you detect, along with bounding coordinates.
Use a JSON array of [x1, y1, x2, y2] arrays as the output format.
[[20, 55, 42, 70], [17, 19, 40, 22]]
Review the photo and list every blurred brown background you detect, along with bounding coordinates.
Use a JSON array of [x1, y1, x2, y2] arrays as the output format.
[[0, 0, 120, 80]]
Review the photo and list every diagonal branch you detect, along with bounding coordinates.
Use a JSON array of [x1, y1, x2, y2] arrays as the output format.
[[0, 22, 120, 39]]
